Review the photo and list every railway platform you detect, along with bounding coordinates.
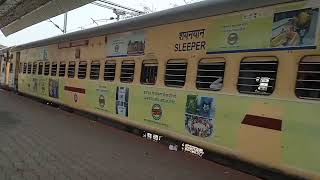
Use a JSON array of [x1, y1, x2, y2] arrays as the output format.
[[0, 89, 259, 180]]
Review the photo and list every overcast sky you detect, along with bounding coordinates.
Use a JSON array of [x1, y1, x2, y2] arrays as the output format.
[[0, 0, 201, 47]]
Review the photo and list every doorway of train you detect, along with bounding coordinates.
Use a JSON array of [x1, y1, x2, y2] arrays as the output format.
[[0, 54, 7, 87], [13, 52, 20, 91]]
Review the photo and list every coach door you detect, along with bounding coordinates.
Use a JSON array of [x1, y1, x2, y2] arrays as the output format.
[[13, 52, 21, 90], [0, 57, 6, 85], [0, 56, 2, 84]]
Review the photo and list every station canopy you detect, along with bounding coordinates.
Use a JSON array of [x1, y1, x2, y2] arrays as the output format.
[[0, 0, 95, 36]]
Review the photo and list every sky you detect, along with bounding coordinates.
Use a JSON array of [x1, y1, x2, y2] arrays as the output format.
[[0, 0, 201, 47]]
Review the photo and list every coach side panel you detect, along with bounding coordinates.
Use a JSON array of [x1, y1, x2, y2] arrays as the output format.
[[17, 0, 320, 178]]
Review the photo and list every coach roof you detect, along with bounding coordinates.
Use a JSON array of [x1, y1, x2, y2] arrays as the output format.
[[12, 0, 302, 51]]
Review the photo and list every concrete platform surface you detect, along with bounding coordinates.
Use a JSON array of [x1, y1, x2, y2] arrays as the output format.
[[0, 89, 260, 180]]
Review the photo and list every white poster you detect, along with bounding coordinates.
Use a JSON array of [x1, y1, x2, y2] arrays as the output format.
[[107, 31, 145, 58]]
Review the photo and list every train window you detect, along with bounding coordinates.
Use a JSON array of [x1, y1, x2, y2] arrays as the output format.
[[32, 62, 37, 74], [165, 59, 187, 88], [120, 60, 135, 83], [238, 57, 278, 95], [27, 63, 32, 74], [296, 56, 320, 100], [141, 60, 158, 85], [23, 63, 27, 74], [68, 61, 75, 78], [38, 62, 43, 75], [104, 61, 116, 81], [196, 58, 225, 91], [90, 61, 100, 80], [51, 62, 57, 76], [78, 61, 87, 79], [59, 62, 66, 77], [44, 62, 50, 76]]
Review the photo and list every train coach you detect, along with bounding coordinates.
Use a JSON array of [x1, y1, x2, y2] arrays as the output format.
[[0, 47, 16, 90], [1, 0, 320, 179]]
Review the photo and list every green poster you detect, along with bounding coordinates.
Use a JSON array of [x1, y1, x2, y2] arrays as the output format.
[[86, 81, 117, 114], [207, 11, 273, 53], [130, 86, 180, 129]]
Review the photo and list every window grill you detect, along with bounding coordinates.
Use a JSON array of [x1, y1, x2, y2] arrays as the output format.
[[237, 57, 278, 95], [78, 61, 87, 79], [165, 60, 187, 88], [27, 63, 32, 74], [120, 60, 135, 83], [59, 62, 66, 77], [32, 63, 37, 74], [68, 61, 75, 78], [44, 62, 50, 76], [296, 56, 320, 100], [90, 61, 100, 80], [196, 58, 225, 91], [141, 60, 158, 85], [104, 61, 116, 81], [23, 63, 27, 74], [38, 62, 43, 75], [51, 62, 57, 76]]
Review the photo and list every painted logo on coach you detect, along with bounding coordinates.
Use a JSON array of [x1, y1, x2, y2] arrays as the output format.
[[151, 104, 162, 121], [99, 95, 105, 108]]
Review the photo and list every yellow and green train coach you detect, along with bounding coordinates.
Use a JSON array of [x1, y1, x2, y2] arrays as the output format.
[[1, 0, 320, 179]]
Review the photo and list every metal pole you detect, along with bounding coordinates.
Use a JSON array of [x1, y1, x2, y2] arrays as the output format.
[[63, 12, 68, 34]]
